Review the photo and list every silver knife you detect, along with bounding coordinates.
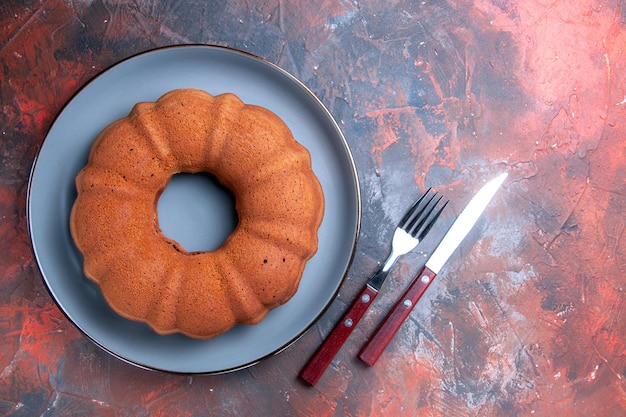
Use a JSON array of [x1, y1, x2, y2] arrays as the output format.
[[358, 172, 508, 366]]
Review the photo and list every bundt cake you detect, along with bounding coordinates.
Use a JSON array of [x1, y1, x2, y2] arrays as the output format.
[[70, 88, 324, 339]]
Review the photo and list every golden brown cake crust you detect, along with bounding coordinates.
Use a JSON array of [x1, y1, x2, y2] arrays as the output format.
[[70, 89, 324, 339]]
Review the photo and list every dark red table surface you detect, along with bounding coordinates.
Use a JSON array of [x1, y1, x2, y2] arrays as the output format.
[[2, 1, 625, 416]]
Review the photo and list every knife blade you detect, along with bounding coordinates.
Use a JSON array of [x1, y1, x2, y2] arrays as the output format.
[[358, 172, 508, 366]]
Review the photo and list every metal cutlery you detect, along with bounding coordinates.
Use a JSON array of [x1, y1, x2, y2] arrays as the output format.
[[358, 172, 508, 366], [300, 189, 448, 385]]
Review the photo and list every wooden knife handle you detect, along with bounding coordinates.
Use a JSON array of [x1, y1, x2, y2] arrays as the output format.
[[299, 284, 378, 385], [358, 266, 437, 367]]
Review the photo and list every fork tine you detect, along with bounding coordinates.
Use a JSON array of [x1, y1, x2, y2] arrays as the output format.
[[415, 199, 448, 241], [405, 193, 441, 236], [399, 189, 435, 229], [405, 190, 448, 241], [398, 188, 432, 225], [402, 189, 441, 231]]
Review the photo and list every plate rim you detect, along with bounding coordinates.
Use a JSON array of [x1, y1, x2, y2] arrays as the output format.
[[26, 44, 362, 374]]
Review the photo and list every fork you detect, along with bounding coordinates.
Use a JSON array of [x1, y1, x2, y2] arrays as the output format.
[[299, 189, 448, 385]]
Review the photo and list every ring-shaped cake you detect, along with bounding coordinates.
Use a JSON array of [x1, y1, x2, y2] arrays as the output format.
[[70, 89, 324, 339]]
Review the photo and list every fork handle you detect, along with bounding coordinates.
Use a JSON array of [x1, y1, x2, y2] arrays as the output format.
[[358, 266, 437, 366], [299, 284, 379, 385]]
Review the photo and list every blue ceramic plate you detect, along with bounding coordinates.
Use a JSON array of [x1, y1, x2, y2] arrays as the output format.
[[28, 45, 360, 374]]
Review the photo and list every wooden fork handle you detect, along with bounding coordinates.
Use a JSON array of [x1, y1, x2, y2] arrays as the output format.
[[299, 284, 378, 385], [358, 266, 437, 366]]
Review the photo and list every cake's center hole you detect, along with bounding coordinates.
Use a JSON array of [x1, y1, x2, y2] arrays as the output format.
[[157, 173, 238, 252]]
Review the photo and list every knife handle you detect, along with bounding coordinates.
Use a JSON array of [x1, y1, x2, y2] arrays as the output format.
[[358, 266, 437, 367], [300, 284, 378, 385]]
